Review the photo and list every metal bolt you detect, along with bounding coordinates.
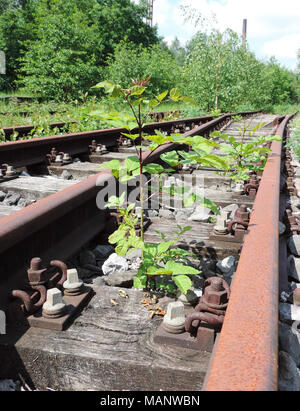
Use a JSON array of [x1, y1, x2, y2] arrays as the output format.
[[162, 301, 186, 334], [214, 211, 230, 235], [63, 269, 83, 296], [234, 205, 250, 222], [42, 288, 66, 318], [135, 207, 142, 218], [63, 153, 71, 162], [5, 165, 16, 177], [30, 257, 42, 271], [233, 183, 244, 194], [55, 154, 63, 163], [27, 257, 48, 286]]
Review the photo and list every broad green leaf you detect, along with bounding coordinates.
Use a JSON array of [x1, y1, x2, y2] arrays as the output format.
[[145, 132, 169, 146], [156, 91, 168, 101], [121, 133, 139, 140], [170, 88, 180, 101], [149, 99, 158, 108], [146, 266, 173, 275], [130, 86, 146, 96], [92, 80, 115, 90], [115, 238, 129, 256], [165, 261, 200, 275], [160, 151, 179, 167], [173, 275, 193, 295], [144, 243, 159, 258], [200, 154, 230, 169], [143, 163, 166, 174], [157, 241, 175, 255], [133, 275, 147, 289], [98, 159, 122, 171], [124, 156, 140, 172]]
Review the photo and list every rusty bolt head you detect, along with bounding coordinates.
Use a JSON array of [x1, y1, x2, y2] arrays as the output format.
[[203, 278, 229, 307], [27, 257, 48, 285], [234, 205, 250, 222]]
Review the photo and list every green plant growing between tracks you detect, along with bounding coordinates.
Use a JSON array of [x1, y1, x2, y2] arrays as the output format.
[[91, 79, 229, 295], [210, 117, 282, 183]]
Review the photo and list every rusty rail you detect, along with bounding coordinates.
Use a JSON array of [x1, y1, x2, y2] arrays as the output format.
[[203, 113, 296, 391], [0, 115, 215, 167], [0, 171, 114, 311], [0, 111, 261, 168], [0, 111, 255, 311]]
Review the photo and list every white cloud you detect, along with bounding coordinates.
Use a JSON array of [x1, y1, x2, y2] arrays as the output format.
[[149, 0, 300, 69], [262, 34, 300, 59]]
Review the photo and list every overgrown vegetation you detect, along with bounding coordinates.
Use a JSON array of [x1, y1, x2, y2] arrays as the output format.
[[0, 0, 298, 112], [92, 79, 230, 295], [287, 115, 300, 162]]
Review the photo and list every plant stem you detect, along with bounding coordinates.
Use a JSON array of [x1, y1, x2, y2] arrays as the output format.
[[138, 103, 144, 260]]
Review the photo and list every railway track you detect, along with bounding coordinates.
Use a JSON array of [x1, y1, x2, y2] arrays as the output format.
[[0, 110, 297, 391]]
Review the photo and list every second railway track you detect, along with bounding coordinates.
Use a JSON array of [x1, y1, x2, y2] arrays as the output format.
[[0, 110, 298, 391]]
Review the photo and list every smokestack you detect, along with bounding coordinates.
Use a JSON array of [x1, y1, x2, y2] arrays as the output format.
[[242, 19, 247, 46]]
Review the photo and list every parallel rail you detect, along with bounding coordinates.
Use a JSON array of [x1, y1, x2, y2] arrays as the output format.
[[0, 111, 254, 310], [0, 111, 260, 168], [203, 113, 296, 391]]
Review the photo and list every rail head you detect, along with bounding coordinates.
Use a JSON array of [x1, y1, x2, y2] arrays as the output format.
[[203, 113, 296, 391]]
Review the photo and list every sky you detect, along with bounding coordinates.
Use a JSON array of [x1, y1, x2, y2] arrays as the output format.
[[140, 0, 300, 71]]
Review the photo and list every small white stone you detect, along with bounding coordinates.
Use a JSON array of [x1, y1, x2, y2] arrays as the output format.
[[279, 303, 300, 322], [288, 255, 300, 282], [102, 253, 128, 276], [135, 207, 142, 217], [288, 235, 300, 257], [188, 206, 212, 222], [216, 256, 235, 274]]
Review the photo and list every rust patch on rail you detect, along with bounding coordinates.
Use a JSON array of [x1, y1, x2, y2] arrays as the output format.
[[203, 114, 295, 391]]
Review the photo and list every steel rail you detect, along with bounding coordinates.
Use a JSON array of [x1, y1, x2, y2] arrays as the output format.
[[0, 113, 235, 310], [0, 111, 261, 168], [0, 115, 215, 168], [0, 111, 259, 313], [0, 171, 114, 310], [203, 113, 296, 391]]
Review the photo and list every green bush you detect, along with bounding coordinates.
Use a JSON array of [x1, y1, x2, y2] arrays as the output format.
[[104, 42, 183, 96], [10, 0, 159, 99]]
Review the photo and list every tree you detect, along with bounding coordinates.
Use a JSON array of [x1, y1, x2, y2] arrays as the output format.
[[105, 42, 182, 96], [1, 0, 160, 95], [169, 37, 187, 66], [0, 0, 35, 89]]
